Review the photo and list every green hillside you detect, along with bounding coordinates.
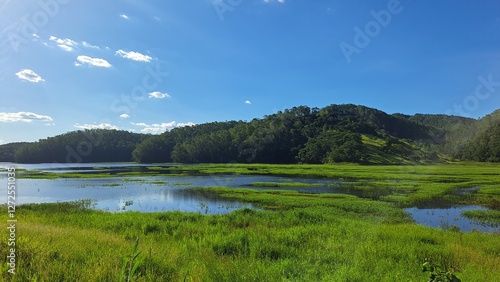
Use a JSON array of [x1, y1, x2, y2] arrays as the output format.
[[2, 104, 499, 164]]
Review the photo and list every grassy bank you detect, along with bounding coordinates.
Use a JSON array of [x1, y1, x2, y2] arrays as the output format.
[[2, 189, 500, 281], [2, 163, 500, 280], [462, 210, 500, 226], [9, 163, 500, 208], [174, 163, 500, 208]]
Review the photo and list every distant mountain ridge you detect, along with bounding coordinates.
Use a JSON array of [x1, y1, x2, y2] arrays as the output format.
[[1, 104, 499, 164]]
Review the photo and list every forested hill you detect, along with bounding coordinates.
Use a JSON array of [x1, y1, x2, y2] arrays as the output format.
[[2, 104, 499, 164], [6, 130, 149, 163]]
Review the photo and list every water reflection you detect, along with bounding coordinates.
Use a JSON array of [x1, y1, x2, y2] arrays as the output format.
[[405, 205, 500, 233], [3, 163, 499, 232]]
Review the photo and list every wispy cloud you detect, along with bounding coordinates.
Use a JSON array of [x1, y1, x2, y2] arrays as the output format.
[[148, 91, 170, 99], [116, 50, 152, 62], [82, 41, 100, 49], [245, 100, 252, 104], [120, 14, 129, 20], [49, 36, 78, 52], [0, 112, 53, 122], [120, 114, 130, 118], [74, 123, 119, 130], [75, 56, 112, 68], [58, 44, 73, 52], [15, 69, 45, 83], [131, 121, 194, 134]]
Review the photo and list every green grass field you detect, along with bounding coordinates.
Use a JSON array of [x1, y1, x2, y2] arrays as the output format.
[[2, 163, 500, 281]]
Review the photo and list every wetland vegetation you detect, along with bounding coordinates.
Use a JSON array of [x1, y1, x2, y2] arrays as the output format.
[[1, 163, 500, 281]]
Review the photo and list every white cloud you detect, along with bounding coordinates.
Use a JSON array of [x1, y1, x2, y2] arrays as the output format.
[[75, 56, 112, 68], [120, 14, 129, 20], [116, 50, 152, 62], [120, 114, 130, 118], [131, 121, 194, 134], [49, 36, 77, 46], [74, 123, 119, 130], [245, 100, 252, 104], [82, 41, 100, 49], [177, 122, 196, 127], [58, 44, 73, 52], [0, 112, 53, 123], [148, 91, 170, 99], [0, 140, 3, 145], [32, 33, 40, 38], [49, 36, 77, 52], [15, 69, 45, 83]]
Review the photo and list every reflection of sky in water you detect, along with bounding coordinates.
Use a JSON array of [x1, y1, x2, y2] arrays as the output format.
[[1, 163, 498, 232], [2, 176, 262, 213], [405, 206, 500, 233]]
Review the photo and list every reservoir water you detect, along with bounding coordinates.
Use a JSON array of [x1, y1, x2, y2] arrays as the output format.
[[1, 163, 499, 232]]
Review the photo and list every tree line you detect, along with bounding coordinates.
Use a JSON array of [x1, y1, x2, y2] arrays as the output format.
[[1, 104, 499, 164], [12, 130, 149, 163]]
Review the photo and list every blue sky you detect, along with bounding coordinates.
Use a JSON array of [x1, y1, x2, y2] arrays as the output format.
[[1, 0, 499, 144]]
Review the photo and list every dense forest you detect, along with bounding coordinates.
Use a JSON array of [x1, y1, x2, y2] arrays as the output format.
[[2, 104, 499, 164], [8, 130, 149, 163]]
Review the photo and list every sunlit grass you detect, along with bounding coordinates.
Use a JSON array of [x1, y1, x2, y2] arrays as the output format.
[[1, 197, 499, 281], [462, 210, 500, 226], [2, 163, 500, 280]]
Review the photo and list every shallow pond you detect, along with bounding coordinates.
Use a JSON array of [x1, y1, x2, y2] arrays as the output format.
[[405, 205, 500, 233], [2, 163, 499, 233], [1, 172, 343, 214]]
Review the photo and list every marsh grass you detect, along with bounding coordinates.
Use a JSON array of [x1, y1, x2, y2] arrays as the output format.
[[2, 186, 500, 281], [120, 237, 144, 282], [12, 163, 500, 208], [3, 163, 500, 280], [461, 210, 500, 226], [250, 181, 324, 188]]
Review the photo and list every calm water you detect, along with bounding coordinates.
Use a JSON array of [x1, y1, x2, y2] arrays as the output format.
[[1, 163, 499, 232], [0, 162, 342, 214], [6, 177, 259, 214], [405, 205, 500, 233]]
